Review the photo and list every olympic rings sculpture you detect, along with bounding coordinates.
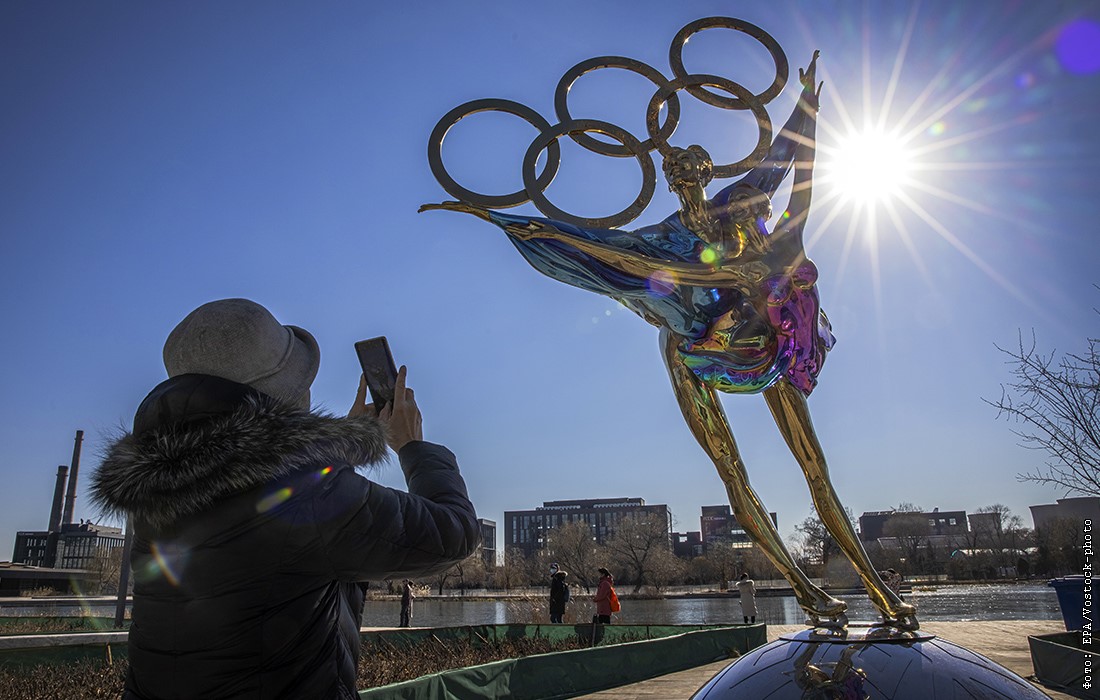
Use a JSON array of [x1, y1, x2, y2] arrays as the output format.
[[426, 17, 790, 230]]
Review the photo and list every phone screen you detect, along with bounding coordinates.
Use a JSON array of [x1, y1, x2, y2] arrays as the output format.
[[355, 337, 398, 409]]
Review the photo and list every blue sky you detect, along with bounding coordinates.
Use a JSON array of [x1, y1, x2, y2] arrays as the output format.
[[2, 0, 1098, 557]]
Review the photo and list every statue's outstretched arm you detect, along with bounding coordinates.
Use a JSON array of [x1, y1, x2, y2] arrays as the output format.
[[421, 201, 769, 289], [418, 201, 492, 221], [503, 219, 770, 289], [738, 51, 822, 199], [775, 56, 821, 244]]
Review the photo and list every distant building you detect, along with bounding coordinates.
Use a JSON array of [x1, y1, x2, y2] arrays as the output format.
[[504, 498, 672, 557], [700, 505, 776, 551], [13, 531, 52, 568], [1030, 497, 1100, 533], [967, 511, 1002, 535], [672, 531, 703, 558], [478, 518, 497, 568], [858, 508, 968, 542], [14, 522, 125, 570], [857, 510, 895, 542]]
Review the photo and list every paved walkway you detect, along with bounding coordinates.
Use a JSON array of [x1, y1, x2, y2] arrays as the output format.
[[575, 620, 1077, 699]]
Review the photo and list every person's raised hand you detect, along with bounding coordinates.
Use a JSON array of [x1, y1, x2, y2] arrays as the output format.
[[379, 366, 423, 453], [348, 375, 373, 418]]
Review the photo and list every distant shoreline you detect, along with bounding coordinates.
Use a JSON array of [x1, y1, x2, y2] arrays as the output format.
[[0, 578, 1049, 609]]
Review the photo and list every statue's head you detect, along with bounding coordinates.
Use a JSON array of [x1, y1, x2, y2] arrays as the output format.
[[663, 145, 714, 194]]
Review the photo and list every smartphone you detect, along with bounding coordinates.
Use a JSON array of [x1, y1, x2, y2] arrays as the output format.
[[355, 336, 398, 410]]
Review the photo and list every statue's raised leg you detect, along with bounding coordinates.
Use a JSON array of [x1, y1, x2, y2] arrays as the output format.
[[763, 379, 919, 629], [660, 329, 847, 625]]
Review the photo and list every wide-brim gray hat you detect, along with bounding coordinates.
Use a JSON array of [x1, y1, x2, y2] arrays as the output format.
[[163, 298, 320, 404]]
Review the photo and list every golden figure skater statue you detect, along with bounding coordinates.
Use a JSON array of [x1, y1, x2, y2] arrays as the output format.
[[424, 41, 917, 631]]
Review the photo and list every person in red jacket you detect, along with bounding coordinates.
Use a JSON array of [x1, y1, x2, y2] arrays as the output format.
[[593, 567, 615, 624]]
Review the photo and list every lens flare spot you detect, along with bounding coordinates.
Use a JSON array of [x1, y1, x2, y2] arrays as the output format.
[[1056, 19, 1100, 74], [927, 121, 946, 136], [962, 98, 987, 114], [257, 487, 293, 513], [646, 270, 675, 296], [1015, 72, 1036, 89], [320, 466, 332, 476], [700, 247, 719, 265], [149, 542, 183, 587]]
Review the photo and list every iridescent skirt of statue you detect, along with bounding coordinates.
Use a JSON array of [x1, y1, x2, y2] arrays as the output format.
[[489, 210, 834, 397]]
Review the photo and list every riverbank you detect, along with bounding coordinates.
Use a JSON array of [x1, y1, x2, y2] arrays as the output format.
[[0, 578, 1046, 607], [1, 581, 1062, 628]]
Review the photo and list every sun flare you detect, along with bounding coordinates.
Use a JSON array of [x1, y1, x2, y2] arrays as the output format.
[[827, 129, 915, 205]]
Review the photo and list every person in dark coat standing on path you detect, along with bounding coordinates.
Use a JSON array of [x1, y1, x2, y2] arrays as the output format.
[[400, 580, 415, 627], [92, 298, 480, 700], [549, 570, 570, 623]]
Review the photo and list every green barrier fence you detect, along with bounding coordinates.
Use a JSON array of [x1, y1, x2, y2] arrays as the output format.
[[357, 625, 765, 700], [0, 633, 128, 668]]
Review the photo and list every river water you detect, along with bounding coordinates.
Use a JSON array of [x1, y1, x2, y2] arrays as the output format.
[[1, 584, 1061, 628], [358, 583, 1061, 628]]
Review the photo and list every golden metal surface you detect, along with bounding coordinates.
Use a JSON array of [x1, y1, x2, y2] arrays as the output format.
[[520, 118, 656, 229], [645, 73, 772, 178], [668, 16, 789, 109], [425, 21, 786, 229], [426, 98, 561, 210], [660, 328, 848, 625], [763, 380, 917, 626], [424, 21, 920, 632]]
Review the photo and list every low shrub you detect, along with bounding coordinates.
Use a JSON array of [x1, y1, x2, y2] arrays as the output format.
[[1, 633, 607, 698]]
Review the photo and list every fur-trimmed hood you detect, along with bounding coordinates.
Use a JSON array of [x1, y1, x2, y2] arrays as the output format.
[[92, 374, 388, 529]]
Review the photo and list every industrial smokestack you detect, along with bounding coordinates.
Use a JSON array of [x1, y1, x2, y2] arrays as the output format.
[[61, 430, 84, 526], [48, 465, 68, 532]]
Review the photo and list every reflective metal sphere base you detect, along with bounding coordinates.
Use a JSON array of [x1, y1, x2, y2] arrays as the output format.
[[692, 623, 1050, 699]]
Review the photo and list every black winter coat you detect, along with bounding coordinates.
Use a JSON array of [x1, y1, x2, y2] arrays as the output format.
[[92, 374, 479, 699], [549, 576, 569, 616]]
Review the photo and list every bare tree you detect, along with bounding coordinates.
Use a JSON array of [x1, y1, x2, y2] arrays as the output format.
[[646, 547, 686, 592], [972, 504, 1022, 540], [701, 543, 739, 589], [686, 555, 718, 585], [604, 515, 672, 593], [495, 547, 533, 590], [793, 514, 834, 572], [1036, 517, 1087, 575], [988, 328, 1100, 495], [86, 545, 125, 595], [432, 558, 461, 595], [882, 512, 932, 574], [741, 545, 780, 580], [546, 520, 601, 592], [792, 504, 854, 572], [964, 504, 1030, 578]]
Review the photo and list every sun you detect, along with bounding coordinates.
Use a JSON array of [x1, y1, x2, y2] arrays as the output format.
[[826, 128, 915, 205]]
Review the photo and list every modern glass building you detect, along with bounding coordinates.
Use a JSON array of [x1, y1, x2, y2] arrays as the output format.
[[504, 497, 672, 557]]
